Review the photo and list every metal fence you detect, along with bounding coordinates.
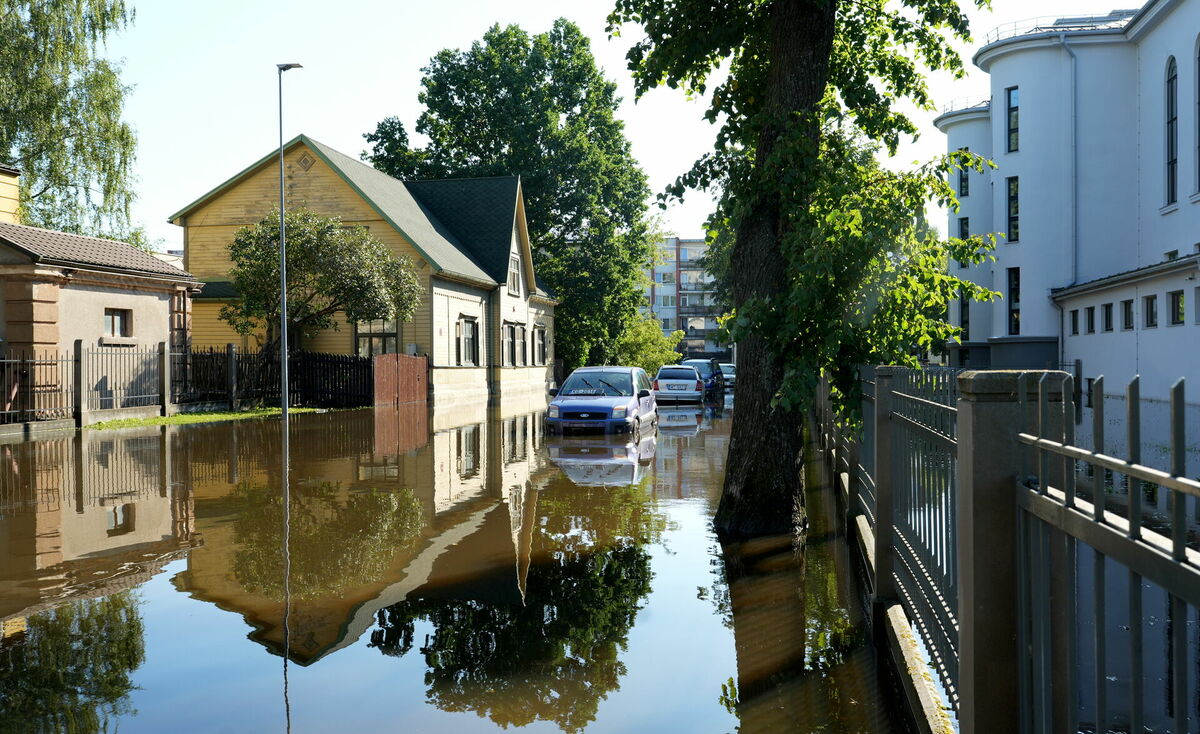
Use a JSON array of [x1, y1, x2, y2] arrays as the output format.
[[1016, 373, 1200, 733], [0, 349, 74, 424], [84, 345, 161, 411]]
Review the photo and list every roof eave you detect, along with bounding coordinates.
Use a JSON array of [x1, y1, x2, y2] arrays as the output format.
[[168, 134, 308, 224], [1051, 255, 1200, 300]]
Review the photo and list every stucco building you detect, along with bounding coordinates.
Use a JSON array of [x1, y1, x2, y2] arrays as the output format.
[[0, 165, 199, 355], [170, 135, 555, 405], [936, 2, 1200, 401]]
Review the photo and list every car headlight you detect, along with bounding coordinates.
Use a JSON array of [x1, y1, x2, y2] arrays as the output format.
[[548, 405, 560, 418], [611, 405, 627, 418]]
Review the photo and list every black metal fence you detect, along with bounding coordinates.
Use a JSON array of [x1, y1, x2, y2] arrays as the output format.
[[170, 347, 374, 409], [0, 349, 75, 424]]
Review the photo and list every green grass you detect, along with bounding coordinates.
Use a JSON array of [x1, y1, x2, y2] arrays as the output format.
[[88, 407, 322, 431]]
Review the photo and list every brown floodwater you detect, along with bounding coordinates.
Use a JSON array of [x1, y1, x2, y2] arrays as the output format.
[[0, 395, 906, 732]]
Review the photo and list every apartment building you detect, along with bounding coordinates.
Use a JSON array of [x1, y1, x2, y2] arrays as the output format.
[[644, 237, 730, 360]]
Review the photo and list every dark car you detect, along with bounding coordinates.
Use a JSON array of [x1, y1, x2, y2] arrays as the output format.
[[681, 358, 725, 394], [546, 366, 657, 435]]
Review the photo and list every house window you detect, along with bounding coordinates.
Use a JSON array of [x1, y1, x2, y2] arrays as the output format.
[[106, 504, 135, 537], [957, 147, 970, 197], [508, 255, 521, 295], [356, 319, 397, 357], [661, 272, 675, 284], [533, 326, 548, 365], [1006, 177, 1019, 242], [1169, 290, 1185, 325], [1085, 306, 1095, 334], [1122, 299, 1135, 330], [661, 247, 675, 261], [956, 217, 970, 267], [1007, 267, 1020, 335], [104, 308, 131, 337], [679, 248, 689, 261], [1144, 294, 1158, 328], [680, 295, 690, 308], [958, 292, 970, 341], [1102, 303, 1113, 332], [455, 316, 478, 366], [660, 295, 676, 308], [517, 325, 527, 366], [1070, 309, 1079, 335], [1167, 58, 1179, 205], [661, 318, 671, 330], [502, 323, 525, 366], [1006, 86, 1020, 152]]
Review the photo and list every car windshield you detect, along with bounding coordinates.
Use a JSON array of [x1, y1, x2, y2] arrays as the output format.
[[560, 371, 634, 397], [657, 368, 698, 380], [684, 361, 714, 378], [720, 364, 735, 375]]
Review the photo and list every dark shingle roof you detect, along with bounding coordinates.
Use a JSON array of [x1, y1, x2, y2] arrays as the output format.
[[194, 280, 238, 299], [0, 222, 196, 279], [404, 177, 519, 284]]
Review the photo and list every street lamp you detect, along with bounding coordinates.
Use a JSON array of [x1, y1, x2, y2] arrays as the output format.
[[277, 62, 302, 417]]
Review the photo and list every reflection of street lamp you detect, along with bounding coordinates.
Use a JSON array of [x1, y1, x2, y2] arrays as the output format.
[[277, 62, 302, 416]]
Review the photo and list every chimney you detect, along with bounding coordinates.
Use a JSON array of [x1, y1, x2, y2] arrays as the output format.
[[0, 164, 18, 225]]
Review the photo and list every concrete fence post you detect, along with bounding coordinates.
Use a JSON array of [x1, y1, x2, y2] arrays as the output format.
[[872, 366, 898, 604], [158, 341, 170, 416], [956, 370, 1063, 734], [226, 344, 238, 410], [73, 339, 88, 428]]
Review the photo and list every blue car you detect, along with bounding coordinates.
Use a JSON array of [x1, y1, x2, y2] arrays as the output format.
[[546, 366, 657, 435], [682, 358, 725, 395]]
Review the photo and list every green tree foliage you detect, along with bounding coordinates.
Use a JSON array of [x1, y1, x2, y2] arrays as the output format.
[[0, 0, 137, 234], [364, 19, 654, 369], [0, 593, 144, 732], [608, 0, 993, 537], [230, 483, 426, 600], [611, 316, 684, 376], [219, 208, 423, 350]]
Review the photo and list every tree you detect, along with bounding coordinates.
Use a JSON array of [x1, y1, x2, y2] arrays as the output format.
[[364, 19, 654, 370], [608, 0, 992, 538], [0, 0, 137, 234], [611, 316, 684, 375], [219, 208, 423, 350]]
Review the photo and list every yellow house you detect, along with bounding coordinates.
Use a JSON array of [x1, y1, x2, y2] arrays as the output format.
[[169, 135, 556, 405]]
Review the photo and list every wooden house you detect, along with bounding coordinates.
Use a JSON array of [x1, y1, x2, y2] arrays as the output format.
[[169, 135, 556, 405]]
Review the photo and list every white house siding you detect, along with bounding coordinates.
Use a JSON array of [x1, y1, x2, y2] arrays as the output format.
[[490, 225, 554, 398], [430, 277, 490, 406], [937, 1, 1200, 395]]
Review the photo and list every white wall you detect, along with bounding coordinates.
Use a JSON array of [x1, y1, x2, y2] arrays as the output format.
[[58, 282, 172, 350]]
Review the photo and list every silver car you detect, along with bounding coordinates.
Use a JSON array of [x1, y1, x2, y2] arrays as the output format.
[[653, 365, 704, 403], [719, 362, 736, 389]]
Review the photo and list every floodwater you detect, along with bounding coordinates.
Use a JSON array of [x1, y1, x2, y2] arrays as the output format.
[[0, 394, 904, 733]]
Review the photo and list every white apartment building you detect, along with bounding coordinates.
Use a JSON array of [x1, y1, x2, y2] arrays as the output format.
[[935, 2, 1200, 401], [644, 237, 730, 359]]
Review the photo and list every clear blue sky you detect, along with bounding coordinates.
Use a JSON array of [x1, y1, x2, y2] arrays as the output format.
[[100, 1, 1115, 251]]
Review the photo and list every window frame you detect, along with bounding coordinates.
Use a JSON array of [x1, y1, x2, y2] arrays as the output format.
[[1168, 289, 1185, 325], [1167, 57, 1179, 205], [1006, 177, 1020, 243], [355, 318, 399, 358], [1144, 294, 1159, 328], [104, 308, 131, 338], [455, 315, 478, 366], [1070, 309, 1079, 335], [507, 254, 522, 296], [1102, 303, 1114, 332], [1122, 299, 1135, 330], [1085, 306, 1096, 334], [958, 292, 970, 342], [1006, 86, 1020, 153], [1007, 267, 1021, 336], [957, 147, 970, 197]]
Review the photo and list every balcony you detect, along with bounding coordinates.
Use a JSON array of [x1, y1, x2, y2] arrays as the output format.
[[678, 304, 716, 316], [678, 281, 714, 292]]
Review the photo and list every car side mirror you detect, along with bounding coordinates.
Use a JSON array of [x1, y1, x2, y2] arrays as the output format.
[[637, 389, 651, 399], [548, 387, 559, 397]]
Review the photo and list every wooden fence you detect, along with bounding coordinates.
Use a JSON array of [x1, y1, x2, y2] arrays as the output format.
[[373, 353, 428, 405]]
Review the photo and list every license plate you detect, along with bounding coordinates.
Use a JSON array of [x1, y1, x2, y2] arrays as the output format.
[[667, 384, 686, 390]]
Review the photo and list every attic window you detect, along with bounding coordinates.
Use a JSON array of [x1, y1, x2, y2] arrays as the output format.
[[508, 255, 521, 295], [298, 153, 315, 172]]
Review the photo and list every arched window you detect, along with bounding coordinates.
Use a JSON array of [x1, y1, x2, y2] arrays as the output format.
[[1167, 56, 1178, 204]]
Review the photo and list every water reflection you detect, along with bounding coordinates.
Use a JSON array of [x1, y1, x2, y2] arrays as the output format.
[[0, 394, 901, 732]]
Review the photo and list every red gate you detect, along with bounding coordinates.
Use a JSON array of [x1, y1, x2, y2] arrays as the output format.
[[373, 353, 428, 405]]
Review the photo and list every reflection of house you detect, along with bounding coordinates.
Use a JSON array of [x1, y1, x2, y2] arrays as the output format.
[[0, 428, 199, 627], [173, 403, 553, 665], [0, 165, 200, 354], [169, 135, 556, 404]]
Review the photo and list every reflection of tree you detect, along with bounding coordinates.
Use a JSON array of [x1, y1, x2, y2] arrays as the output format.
[[369, 477, 665, 732], [0, 592, 144, 733], [231, 483, 425, 599]]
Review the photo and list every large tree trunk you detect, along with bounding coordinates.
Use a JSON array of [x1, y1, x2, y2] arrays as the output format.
[[714, 0, 838, 540]]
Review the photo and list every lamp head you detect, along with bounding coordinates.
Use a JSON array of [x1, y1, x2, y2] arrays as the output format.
[[277, 63, 303, 72]]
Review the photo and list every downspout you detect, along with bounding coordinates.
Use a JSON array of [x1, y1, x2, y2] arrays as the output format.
[[1059, 33, 1079, 368]]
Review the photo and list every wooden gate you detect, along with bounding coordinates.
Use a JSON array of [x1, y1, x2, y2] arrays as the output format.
[[373, 353, 428, 405]]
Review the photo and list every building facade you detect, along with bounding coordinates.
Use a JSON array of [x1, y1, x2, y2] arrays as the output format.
[[936, 2, 1200, 400], [644, 237, 729, 360], [170, 135, 555, 406]]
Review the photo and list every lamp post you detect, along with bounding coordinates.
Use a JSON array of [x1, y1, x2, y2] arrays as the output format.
[[277, 62, 302, 417]]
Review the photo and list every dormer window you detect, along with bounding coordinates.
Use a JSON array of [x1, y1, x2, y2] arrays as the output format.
[[508, 255, 521, 295]]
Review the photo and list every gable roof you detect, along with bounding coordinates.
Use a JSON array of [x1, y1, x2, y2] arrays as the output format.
[[169, 135, 534, 288], [0, 221, 196, 280]]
